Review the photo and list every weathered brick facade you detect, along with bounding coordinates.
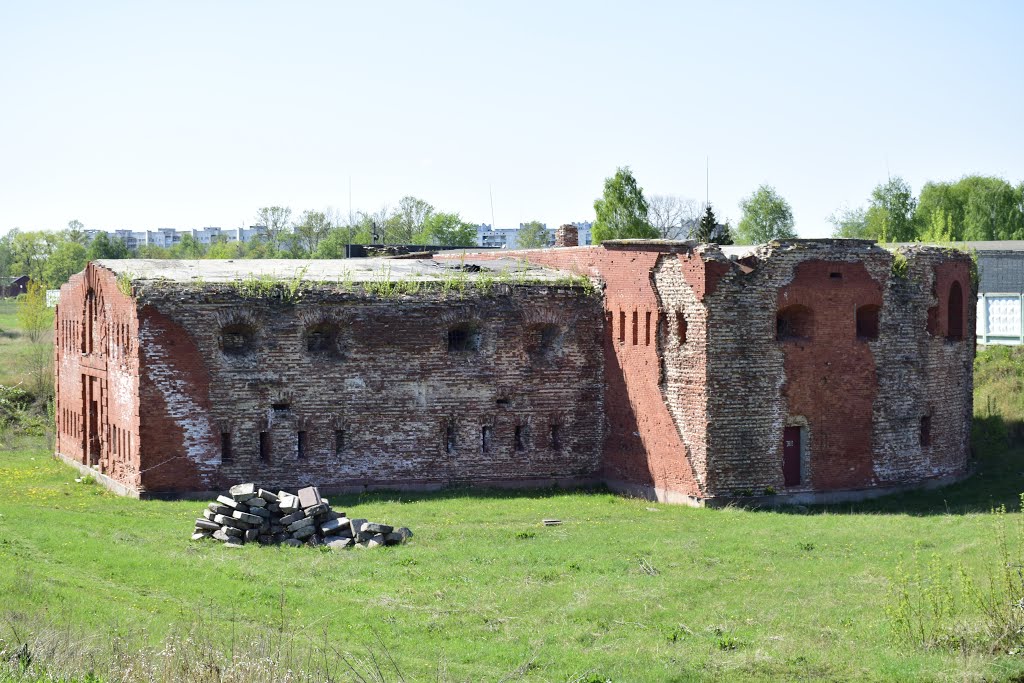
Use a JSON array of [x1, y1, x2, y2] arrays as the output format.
[[55, 259, 604, 497], [56, 239, 974, 504], [440, 239, 975, 504]]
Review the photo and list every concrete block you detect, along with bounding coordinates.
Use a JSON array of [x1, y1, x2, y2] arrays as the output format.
[[229, 483, 257, 502], [195, 519, 220, 531], [297, 486, 321, 509], [232, 510, 262, 525]]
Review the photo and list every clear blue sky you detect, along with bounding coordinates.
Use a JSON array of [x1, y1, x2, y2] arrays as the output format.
[[1, 1, 1022, 238]]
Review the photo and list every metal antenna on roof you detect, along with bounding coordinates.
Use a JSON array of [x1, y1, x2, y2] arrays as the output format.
[[706, 156, 709, 207], [490, 184, 496, 230]]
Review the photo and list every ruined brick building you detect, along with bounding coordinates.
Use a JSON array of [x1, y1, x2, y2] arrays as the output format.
[[55, 238, 975, 504]]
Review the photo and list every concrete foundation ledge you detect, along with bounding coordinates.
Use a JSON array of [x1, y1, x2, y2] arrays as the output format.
[[53, 451, 141, 499], [609, 470, 971, 508]]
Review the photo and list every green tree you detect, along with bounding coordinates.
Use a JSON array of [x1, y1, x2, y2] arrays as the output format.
[[386, 196, 434, 243], [517, 221, 549, 249], [206, 239, 246, 259], [67, 220, 87, 245], [170, 234, 205, 259], [87, 233, 130, 260], [865, 177, 920, 243], [917, 176, 1024, 241], [43, 240, 88, 288], [592, 167, 658, 244], [828, 206, 869, 238], [423, 212, 477, 246], [17, 281, 50, 344], [293, 210, 333, 253], [692, 204, 733, 245], [736, 185, 796, 244], [254, 206, 293, 245]]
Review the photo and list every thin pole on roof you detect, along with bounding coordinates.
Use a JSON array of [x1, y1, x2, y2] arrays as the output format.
[[489, 184, 496, 231]]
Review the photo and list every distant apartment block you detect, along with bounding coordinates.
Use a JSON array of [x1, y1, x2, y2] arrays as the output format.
[[475, 221, 593, 249], [84, 226, 265, 249]]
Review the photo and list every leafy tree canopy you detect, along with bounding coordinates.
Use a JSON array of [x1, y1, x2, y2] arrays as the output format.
[[592, 167, 658, 244], [517, 221, 549, 249], [736, 185, 796, 244], [423, 212, 477, 247]]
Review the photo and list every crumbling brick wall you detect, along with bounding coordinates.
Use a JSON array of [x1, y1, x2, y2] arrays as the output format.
[[131, 283, 604, 495], [446, 239, 974, 503], [54, 263, 141, 491]]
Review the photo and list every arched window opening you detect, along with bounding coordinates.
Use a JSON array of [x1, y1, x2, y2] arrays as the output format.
[[305, 322, 339, 355], [947, 280, 964, 341], [856, 304, 880, 341], [448, 322, 481, 353], [221, 323, 256, 356], [526, 323, 562, 360], [776, 305, 813, 341]]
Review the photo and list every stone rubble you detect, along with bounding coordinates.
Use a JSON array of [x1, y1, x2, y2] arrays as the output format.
[[191, 484, 413, 550]]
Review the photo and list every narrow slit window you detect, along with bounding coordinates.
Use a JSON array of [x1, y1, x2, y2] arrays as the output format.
[[514, 425, 526, 452], [632, 310, 638, 345], [335, 429, 345, 455], [618, 310, 625, 343], [446, 421, 456, 453], [920, 415, 932, 447], [549, 424, 561, 451], [297, 430, 307, 459], [481, 425, 491, 453], [259, 431, 270, 462], [221, 432, 232, 462], [645, 311, 652, 346], [676, 311, 687, 344]]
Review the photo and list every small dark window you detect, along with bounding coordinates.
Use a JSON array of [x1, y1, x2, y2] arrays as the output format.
[[947, 281, 964, 341], [829, 272, 842, 279], [297, 431, 307, 459], [618, 311, 626, 343], [514, 425, 526, 451], [259, 431, 270, 462], [448, 323, 481, 352], [920, 415, 932, 447], [221, 323, 256, 356], [632, 310, 638, 345], [481, 425, 491, 453], [856, 304, 880, 340], [549, 424, 561, 451], [776, 305, 813, 341], [272, 403, 291, 415], [221, 432, 232, 462], [305, 323, 339, 355], [528, 323, 562, 360], [676, 311, 687, 344], [446, 421, 456, 453], [335, 429, 345, 455]]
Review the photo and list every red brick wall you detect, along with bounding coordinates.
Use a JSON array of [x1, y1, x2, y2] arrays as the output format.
[[439, 244, 707, 500], [54, 263, 141, 490], [777, 260, 882, 490]]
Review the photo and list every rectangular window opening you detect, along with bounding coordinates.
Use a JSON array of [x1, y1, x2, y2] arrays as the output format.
[[645, 311, 652, 346], [259, 431, 270, 462], [920, 415, 932, 448], [221, 432, 232, 462], [514, 425, 526, 452], [632, 310, 639, 345], [335, 429, 345, 455], [297, 430, 307, 459], [618, 310, 625, 343], [481, 425, 491, 453], [549, 424, 561, 451]]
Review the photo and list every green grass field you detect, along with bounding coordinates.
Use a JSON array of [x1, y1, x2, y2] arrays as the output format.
[[0, 300, 52, 391], [3, 303, 1024, 681]]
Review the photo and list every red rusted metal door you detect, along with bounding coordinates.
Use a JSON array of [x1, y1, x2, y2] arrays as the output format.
[[783, 426, 801, 487]]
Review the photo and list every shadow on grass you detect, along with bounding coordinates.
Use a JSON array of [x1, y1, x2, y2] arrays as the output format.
[[773, 441, 1024, 517]]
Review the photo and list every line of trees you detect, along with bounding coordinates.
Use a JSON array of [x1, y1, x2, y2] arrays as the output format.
[[0, 197, 479, 290], [830, 175, 1024, 243]]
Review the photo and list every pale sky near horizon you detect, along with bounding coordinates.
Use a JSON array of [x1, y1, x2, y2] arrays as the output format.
[[1, 1, 1022, 239]]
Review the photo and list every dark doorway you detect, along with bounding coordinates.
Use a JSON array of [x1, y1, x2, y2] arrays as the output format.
[[947, 281, 964, 340], [783, 426, 802, 487]]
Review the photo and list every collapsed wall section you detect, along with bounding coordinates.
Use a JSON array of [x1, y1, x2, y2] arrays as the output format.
[[132, 282, 604, 495], [54, 263, 141, 493]]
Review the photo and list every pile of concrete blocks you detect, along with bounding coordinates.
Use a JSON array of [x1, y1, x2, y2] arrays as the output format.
[[191, 483, 413, 549]]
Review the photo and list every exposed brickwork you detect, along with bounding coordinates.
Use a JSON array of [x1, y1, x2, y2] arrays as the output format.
[[554, 224, 578, 248], [443, 239, 974, 503], [57, 268, 604, 496], [56, 240, 974, 504]]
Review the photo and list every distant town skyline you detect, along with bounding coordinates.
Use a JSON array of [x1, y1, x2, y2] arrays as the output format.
[[2, 2, 1022, 239]]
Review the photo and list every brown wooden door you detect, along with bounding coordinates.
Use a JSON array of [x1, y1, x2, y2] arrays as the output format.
[[783, 426, 801, 487]]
